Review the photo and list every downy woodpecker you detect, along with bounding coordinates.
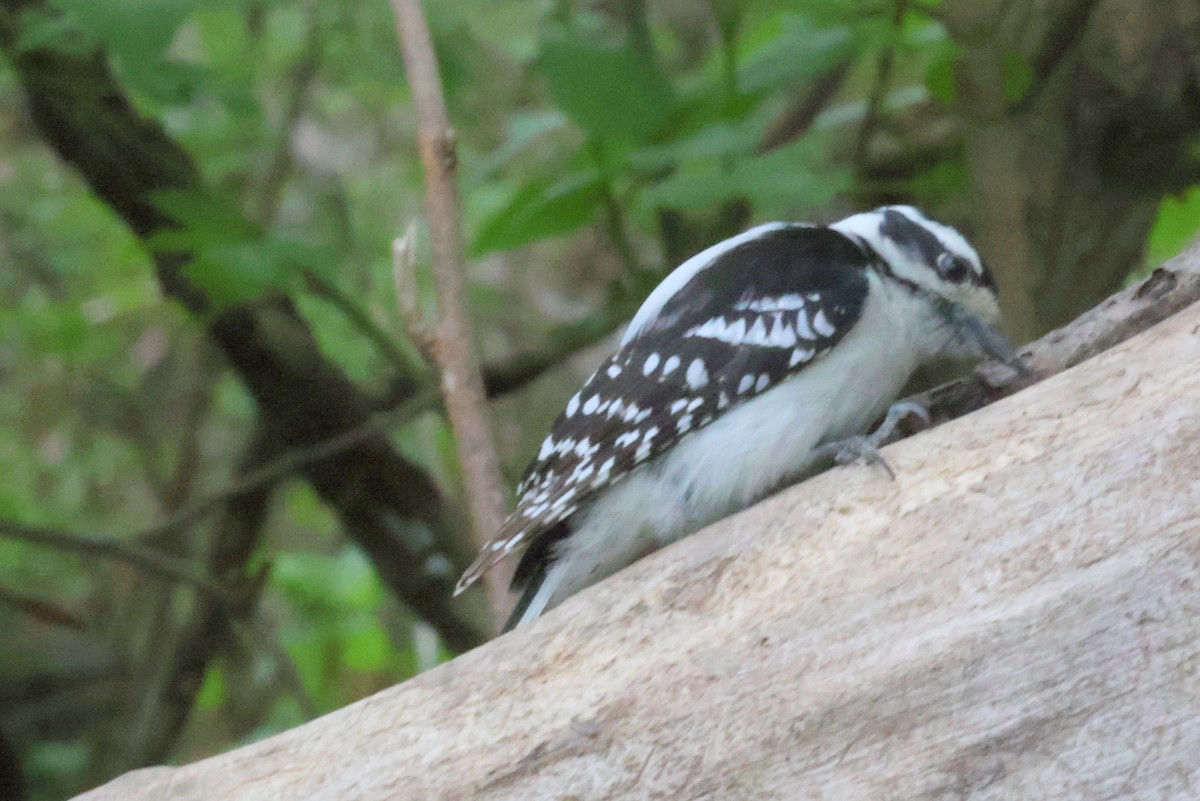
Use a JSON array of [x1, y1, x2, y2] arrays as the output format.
[[457, 206, 1009, 631]]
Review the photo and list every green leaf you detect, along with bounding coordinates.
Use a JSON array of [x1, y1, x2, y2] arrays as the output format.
[[538, 28, 674, 145], [196, 663, 227, 711], [641, 137, 847, 218], [15, 7, 96, 57], [50, 0, 189, 63], [148, 190, 330, 304], [180, 242, 294, 305], [148, 188, 257, 251], [1001, 51, 1034, 104], [926, 44, 960, 105], [1147, 184, 1200, 265], [471, 171, 604, 255], [630, 121, 758, 172], [467, 111, 569, 182], [273, 550, 383, 613], [343, 623, 390, 672], [738, 13, 854, 94]]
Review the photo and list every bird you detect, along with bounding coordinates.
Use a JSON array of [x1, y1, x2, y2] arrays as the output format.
[[456, 205, 1010, 631]]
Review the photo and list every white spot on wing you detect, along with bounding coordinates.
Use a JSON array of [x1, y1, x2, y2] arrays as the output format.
[[746, 317, 768, 345], [686, 358, 708, 389], [643, 353, 661, 375], [723, 318, 747, 344], [738, 374, 754, 394], [538, 436, 555, 460], [596, 456, 616, 484], [789, 347, 815, 367], [565, 393, 580, 416], [795, 313, 815, 340], [615, 430, 640, 448], [551, 487, 577, 509], [670, 398, 688, 414], [678, 414, 693, 433], [662, 355, 680, 376], [686, 317, 725, 340], [768, 313, 797, 347], [812, 308, 836, 337], [755, 374, 770, 392], [582, 395, 600, 415], [635, 427, 659, 461], [606, 363, 622, 378]]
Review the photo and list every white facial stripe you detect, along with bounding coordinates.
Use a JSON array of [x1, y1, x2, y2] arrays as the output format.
[[831, 206, 985, 288]]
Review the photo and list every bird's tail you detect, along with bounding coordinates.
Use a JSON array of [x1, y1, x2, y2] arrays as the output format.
[[502, 560, 565, 632]]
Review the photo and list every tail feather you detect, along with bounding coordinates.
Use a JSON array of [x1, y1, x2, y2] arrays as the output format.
[[502, 561, 564, 632], [454, 527, 528, 596]]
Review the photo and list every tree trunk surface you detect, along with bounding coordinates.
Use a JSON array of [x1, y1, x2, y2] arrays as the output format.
[[77, 244, 1200, 799]]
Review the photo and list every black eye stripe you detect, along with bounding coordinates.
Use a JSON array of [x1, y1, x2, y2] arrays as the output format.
[[880, 209, 944, 265]]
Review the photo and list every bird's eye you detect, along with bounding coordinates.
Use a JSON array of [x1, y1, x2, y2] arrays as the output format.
[[936, 252, 971, 283]]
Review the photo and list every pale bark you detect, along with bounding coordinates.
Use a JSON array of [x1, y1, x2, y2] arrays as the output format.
[[76, 241, 1200, 799]]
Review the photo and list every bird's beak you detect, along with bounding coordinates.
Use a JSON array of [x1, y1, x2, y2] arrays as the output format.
[[934, 297, 1015, 363]]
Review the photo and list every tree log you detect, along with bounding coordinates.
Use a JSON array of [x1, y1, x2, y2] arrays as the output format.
[[76, 241, 1200, 798]]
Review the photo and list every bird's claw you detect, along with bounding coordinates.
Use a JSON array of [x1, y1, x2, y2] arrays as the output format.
[[817, 400, 931, 480]]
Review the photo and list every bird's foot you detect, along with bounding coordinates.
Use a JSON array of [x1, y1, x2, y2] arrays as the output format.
[[817, 400, 931, 480]]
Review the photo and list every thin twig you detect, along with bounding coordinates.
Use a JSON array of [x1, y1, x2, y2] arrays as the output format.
[[135, 387, 439, 545], [254, 5, 321, 227], [304, 268, 426, 378], [0, 520, 238, 605], [233, 615, 321, 720], [854, 0, 909, 173], [482, 315, 620, 397], [756, 58, 854, 155], [390, 0, 510, 625], [0, 387, 441, 613], [590, 141, 642, 278], [0, 582, 88, 631]]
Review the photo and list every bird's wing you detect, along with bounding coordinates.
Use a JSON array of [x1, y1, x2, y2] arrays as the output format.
[[455, 225, 874, 594]]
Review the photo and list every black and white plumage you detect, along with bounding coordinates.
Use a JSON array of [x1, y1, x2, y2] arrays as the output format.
[[456, 205, 1007, 631]]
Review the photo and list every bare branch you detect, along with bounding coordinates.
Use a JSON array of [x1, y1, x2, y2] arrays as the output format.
[[481, 319, 619, 397], [136, 386, 438, 547], [389, 0, 511, 624], [0, 582, 88, 631], [756, 58, 854, 155], [0, 519, 239, 606]]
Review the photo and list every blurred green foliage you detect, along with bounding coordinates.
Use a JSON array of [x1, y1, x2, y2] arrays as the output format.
[[0, 1, 1197, 799]]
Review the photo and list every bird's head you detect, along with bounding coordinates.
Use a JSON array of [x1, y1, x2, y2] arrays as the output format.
[[832, 205, 1011, 361]]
